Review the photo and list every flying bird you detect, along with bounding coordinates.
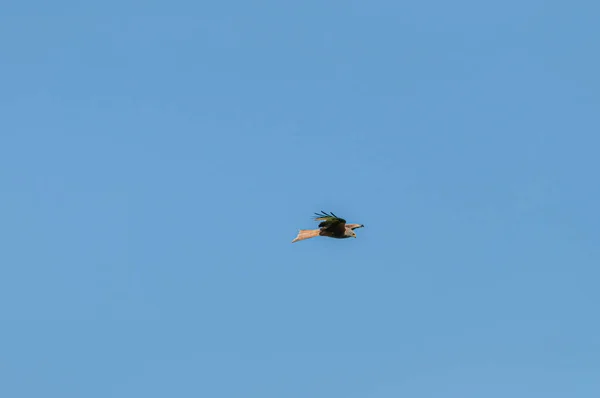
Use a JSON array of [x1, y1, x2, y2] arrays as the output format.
[[292, 211, 364, 243]]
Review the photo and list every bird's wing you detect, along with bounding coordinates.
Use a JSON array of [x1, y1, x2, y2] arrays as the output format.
[[314, 211, 347, 234], [346, 223, 364, 230]]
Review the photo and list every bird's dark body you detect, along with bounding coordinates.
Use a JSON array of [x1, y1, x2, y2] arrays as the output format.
[[319, 229, 349, 239]]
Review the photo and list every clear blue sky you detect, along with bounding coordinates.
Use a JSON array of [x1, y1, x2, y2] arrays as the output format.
[[2, 2, 599, 397]]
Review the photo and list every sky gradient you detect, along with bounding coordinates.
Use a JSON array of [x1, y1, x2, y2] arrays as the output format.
[[1, 1, 599, 397]]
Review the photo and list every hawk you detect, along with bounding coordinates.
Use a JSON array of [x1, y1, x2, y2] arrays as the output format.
[[292, 211, 364, 243]]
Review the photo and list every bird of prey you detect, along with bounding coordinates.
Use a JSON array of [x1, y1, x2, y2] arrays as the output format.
[[292, 211, 364, 243]]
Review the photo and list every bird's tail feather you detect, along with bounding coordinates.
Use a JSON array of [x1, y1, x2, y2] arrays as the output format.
[[292, 229, 320, 243]]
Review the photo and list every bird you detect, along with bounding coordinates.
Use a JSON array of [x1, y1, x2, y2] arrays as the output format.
[[292, 211, 364, 243]]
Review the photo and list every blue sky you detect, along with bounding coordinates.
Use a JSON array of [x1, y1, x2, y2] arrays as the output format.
[[1, 1, 599, 397]]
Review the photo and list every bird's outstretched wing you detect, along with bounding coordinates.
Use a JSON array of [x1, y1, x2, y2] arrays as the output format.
[[314, 211, 346, 234]]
